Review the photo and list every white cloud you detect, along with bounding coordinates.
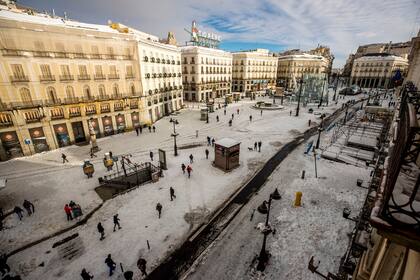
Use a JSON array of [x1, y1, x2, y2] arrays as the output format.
[[23, 0, 420, 66]]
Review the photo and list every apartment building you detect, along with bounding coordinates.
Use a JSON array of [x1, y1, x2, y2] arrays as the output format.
[[0, 5, 182, 160], [231, 49, 277, 98], [180, 46, 232, 102]]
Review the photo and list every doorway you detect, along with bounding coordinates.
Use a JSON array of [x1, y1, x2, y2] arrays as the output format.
[[71, 121, 86, 143]]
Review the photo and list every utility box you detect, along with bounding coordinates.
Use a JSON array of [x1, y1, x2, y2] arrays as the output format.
[[200, 107, 208, 121], [214, 138, 240, 171]]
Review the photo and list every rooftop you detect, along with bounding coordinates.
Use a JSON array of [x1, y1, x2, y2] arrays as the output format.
[[215, 138, 240, 148]]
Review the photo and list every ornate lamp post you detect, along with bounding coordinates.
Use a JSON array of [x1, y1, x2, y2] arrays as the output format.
[[256, 188, 282, 271], [170, 118, 179, 156]]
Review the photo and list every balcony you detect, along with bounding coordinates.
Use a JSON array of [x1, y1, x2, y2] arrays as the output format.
[[94, 74, 106, 80], [130, 101, 138, 109], [100, 103, 111, 113], [114, 102, 124, 111], [10, 100, 43, 109], [0, 112, 13, 127], [50, 107, 64, 120], [39, 75, 56, 82], [90, 53, 101, 59], [126, 74, 135, 80], [33, 51, 51, 57], [2, 49, 23, 56], [78, 74, 91, 81], [97, 94, 110, 101], [73, 53, 87, 59], [63, 97, 81, 104], [85, 104, 97, 115], [69, 107, 81, 117], [44, 98, 62, 106], [24, 110, 42, 123], [10, 75, 29, 83], [111, 93, 124, 100], [54, 52, 70, 58], [59, 75, 74, 81], [108, 74, 120, 80]]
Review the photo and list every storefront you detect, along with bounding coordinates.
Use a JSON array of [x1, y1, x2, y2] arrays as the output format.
[[29, 127, 49, 153], [102, 116, 114, 136], [115, 114, 126, 133], [131, 112, 140, 128], [53, 124, 70, 147], [87, 118, 100, 137], [0, 131, 23, 159], [71, 121, 86, 143]]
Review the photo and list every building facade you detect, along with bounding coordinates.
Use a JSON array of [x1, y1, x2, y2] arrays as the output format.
[[350, 54, 408, 89], [276, 53, 328, 90], [232, 49, 277, 97], [405, 30, 420, 89], [180, 46, 232, 102], [0, 5, 182, 160]]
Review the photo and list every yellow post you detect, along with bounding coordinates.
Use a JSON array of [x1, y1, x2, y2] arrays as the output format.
[[294, 191, 302, 207]]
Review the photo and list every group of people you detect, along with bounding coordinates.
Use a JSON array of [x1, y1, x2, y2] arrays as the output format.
[[64, 200, 83, 221], [97, 213, 121, 241], [81, 255, 148, 279], [253, 141, 263, 152], [12, 199, 35, 221], [206, 136, 216, 146], [135, 125, 157, 136]]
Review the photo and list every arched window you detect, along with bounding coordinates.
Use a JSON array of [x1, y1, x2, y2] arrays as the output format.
[[46, 86, 58, 103], [113, 84, 119, 95], [66, 86, 75, 99], [20, 87, 32, 102], [84, 85, 92, 100], [98, 84, 106, 98], [130, 83, 135, 96]]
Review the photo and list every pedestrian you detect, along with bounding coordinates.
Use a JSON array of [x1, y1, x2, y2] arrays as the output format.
[[308, 119, 311, 127], [231, 113, 234, 120], [153, 126, 156, 133], [80, 268, 94, 280], [216, 115, 219, 122], [229, 119, 232, 126], [237, 108, 240, 115], [137, 258, 148, 276], [258, 141, 262, 152], [113, 214, 121, 231], [156, 203, 162, 218], [181, 163, 186, 174], [224, 109, 226, 115], [23, 199, 34, 216], [249, 115, 252, 122], [64, 204, 73, 221], [150, 151, 154, 161], [207, 136, 211, 146], [205, 149, 209, 159], [290, 110, 292, 116], [212, 138, 215, 146], [170, 187, 176, 201], [186, 165, 192, 178], [109, 151, 113, 158], [90, 148, 97, 158], [260, 110, 263, 116], [189, 154, 193, 163], [139, 126, 143, 134], [97, 222, 105, 241], [135, 127, 139, 136], [104, 254, 116, 276], [61, 153, 69, 163], [148, 126, 151, 133], [123, 271, 134, 280], [0, 254, 10, 277], [254, 142, 257, 151], [13, 206, 23, 220]]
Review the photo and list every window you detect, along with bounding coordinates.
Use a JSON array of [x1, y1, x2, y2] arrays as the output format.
[[126, 65, 133, 77], [47, 86, 58, 103], [110, 65, 117, 75], [60, 65, 71, 76], [79, 65, 88, 76], [40, 64, 52, 77], [130, 84, 135, 96], [107, 47, 114, 58], [66, 86, 75, 99], [91, 46, 99, 58], [191, 57, 195, 64], [20, 88, 32, 102], [84, 85, 92, 99], [98, 85, 106, 98], [113, 84, 119, 95], [184, 57, 187, 64], [95, 65, 103, 76], [11, 64, 25, 78]]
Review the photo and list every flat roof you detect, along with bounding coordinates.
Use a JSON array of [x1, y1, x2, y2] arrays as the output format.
[[215, 138, 240, 148]]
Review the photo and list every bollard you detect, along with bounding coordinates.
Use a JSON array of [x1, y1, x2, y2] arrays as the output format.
[[147, 240, 150, 250], [294, 191, 302, 207], [301, 170, 305, 179], [196, 130, 198, 138]]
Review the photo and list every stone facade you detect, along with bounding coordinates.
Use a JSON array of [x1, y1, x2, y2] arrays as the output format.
[[406, 30, 420, 89]]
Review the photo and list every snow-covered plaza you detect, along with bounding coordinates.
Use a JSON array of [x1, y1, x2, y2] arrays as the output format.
[[0, 93, 369, 279]]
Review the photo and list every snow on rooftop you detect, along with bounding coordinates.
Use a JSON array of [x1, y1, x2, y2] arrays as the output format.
[[215, 138, 240, 148]]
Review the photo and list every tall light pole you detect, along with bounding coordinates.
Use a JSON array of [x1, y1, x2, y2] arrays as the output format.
[[256, 188, 282, 271], [170, 118, 179, 156], [315, 114, 324, 149], [296, 73, 304, 117]]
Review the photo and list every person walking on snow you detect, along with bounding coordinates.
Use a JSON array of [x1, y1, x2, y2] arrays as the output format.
[[153, 126, 156, 133], [104, 254, 116, 276], [231, 113, 234, 120], [135, 127, 139, 136], [211, 138, 215, 146], [237, 108, 240, 115], [80, 268, 93, 280], [224, 109, 226, 115], [205, 149, 209, 159], [289, 110, 292, 116], [170, 187, 176, 201], [186, 165, 192, 178], [207, 136, 211, 146], [254, 142, 258, 151], [137, 258, 148, 276], [258, 141, 262, 152], [181, 163, 186, 174], [249, 115, 252, 122], [260, 110, 263, 116], [64, 204, 72, 221], [139, 126, 143, 134], [148, 126, 151, 133], [97, 222, 105, 240], [308, 119, 311, 126], [156, 203, 162, 218], [13, 206, 24, 220], [216, 115, 219, 122], [61, 153, 69, 163], [23, 199, 34, 216], [149, 151, 154, 161], [113, 214, 121, 231], [189, 154, 194, 163]]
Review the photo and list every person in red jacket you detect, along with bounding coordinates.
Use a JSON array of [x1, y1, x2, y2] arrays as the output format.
[[186, 165, 192, 178], [64, 204, 73, 221]]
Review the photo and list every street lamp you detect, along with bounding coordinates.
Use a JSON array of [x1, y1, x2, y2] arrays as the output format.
[[170, 118, 179, 156], [315, 114, 324, 149], [256, 188, 282, 271], [296, 73, 304, 117]]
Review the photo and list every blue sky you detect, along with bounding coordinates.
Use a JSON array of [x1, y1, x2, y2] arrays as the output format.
[[20, 0, 420, 67]]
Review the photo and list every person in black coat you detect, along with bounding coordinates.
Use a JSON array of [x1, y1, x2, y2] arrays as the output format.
[[0, 254, 10, 276], [123, 271, 134, 280], [104, 254, 116, 276], [205, 149, 209, 159], [80, 268, 93, 280], [14, 206, 24, 220], [150, 151, 154, 161], [137, 258, 147, 276], [23, 199, 35, 216], [113, 214, 121, 232], [170, 187, 176, 201], [97, 222, 105, 240]]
